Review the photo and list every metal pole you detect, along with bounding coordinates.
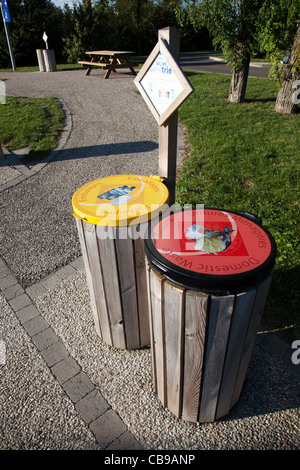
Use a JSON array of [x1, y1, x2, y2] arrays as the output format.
[[0, 2, 16, 71]]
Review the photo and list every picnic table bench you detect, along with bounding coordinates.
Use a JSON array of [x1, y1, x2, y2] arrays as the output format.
[[78, 50, 139, 79]]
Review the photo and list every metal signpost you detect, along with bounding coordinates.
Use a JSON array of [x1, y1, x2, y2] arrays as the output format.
[[134, 27, 194, 204], [0, 0, 16, 71]]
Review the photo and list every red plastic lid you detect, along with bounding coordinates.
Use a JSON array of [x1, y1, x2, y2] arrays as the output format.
[[145, 208, 276, 293]]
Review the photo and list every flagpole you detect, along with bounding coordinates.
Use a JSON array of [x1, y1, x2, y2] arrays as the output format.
[[0, 1, 16, 71]]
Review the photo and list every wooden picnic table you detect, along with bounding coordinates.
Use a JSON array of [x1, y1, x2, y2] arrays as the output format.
[[78, 50, 138, 79]]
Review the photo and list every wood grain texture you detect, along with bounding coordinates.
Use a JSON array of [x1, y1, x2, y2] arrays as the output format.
[[149, 269, 167, 406], [215, 288, 257, 419], [182, 290, 208, 422], [75, 218, 101, 338], [133, 235, 150, 346], [115, 235, 140, 350], [97, 228, 125, 349], [76, 221, 151, 350], [82, 222, 112, 346], [164, 281, 185, 418], [198, 294, 235, 423], [146, 265, 274, 423]]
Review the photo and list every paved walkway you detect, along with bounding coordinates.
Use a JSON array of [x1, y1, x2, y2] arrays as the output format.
[[0, 68, 299, 451], [181, 52, 271, 78]]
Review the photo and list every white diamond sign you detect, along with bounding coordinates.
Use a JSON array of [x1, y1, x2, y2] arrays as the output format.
[[134, 39, 194, 125], [42, 31, 48, 48]]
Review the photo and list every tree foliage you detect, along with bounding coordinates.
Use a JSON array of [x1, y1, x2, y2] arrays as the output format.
[[257, 0, 300, 84], [0, 0, 212, 67], [175, 0, 300, 106], [0, 0, 64, 67], [175, 0, 267, 103], [62, 0, 115, 63], [176, 0, 264, 68]]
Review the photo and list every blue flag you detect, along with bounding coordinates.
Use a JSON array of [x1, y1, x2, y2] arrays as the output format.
[[1, 0, 12, 23]]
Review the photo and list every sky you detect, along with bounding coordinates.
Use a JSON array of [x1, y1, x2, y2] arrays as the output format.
[[51, 0, 77, 9]]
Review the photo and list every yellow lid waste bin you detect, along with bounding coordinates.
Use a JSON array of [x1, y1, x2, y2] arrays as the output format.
[[72, 174, 169, 350]]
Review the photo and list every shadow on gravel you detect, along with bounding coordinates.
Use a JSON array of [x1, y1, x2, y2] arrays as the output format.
[[52, 141, 158, 163], [1, 141, 159, 167], [218, 345, 300, 423]]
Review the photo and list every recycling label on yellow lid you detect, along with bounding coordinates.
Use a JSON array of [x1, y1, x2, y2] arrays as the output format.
[[72, 174, 169, 226]]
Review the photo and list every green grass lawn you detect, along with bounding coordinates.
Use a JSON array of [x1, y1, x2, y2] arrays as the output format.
[[177, 72, 299, 343], [0, 95, 65, 163], [0, 62, 83, 73]]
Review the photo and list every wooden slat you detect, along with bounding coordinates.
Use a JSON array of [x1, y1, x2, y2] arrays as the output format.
[[82, 222, 112, 346], [230, 272, 273, 408], [78, 61, 138, 70], [97, 226, 125, 350], [146, 266, 156, 389], [149, 269, 167, 406], [215, 288, 257, 419], [78, 61, 101, 66], [199, 294, 235, 423], [164, 281, 185, 418], [115, 230, 140, 350], [181, 290, 208, 422], [133, 234, 150, 347], [75, 218, 101, 338]]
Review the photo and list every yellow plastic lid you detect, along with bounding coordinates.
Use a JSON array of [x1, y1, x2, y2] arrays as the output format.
[[72, 174, 169, 226]]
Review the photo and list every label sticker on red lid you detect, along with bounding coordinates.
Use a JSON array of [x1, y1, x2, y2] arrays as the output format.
[[153, 209, 272, 276]]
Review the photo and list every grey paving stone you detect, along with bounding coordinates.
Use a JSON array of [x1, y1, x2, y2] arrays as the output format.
[[106, 431, 144, 450], [25, 282, 47, 300], [31, 327, 59, 351], [2, 283, 25, 301], [63, 371, 95, 403], [51, 356, 81, 384], [41, 341, 69, 367], [70, 257, 84, 271], [16, 304, 40, 324], [0, 274, 18, 290], [9, 293, 32, 311], [56, 265, 77, 279], [22, 315, 49, 337], [90, 409, 127, 449], [0, 265, 11, 279], [75, 389, 111, 424], [0, 258, 6, 268], [40, 273, 61, 290]]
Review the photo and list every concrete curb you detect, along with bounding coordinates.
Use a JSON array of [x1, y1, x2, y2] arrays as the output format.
[[0, 98, 72, 193], [0, 256, 144, 450]]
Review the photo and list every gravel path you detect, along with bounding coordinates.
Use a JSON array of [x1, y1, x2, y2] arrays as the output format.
[[0, 69, 160, 286], [0, 68, 299, 451]]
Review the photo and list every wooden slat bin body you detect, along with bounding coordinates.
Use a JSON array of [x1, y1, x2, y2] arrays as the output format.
[[144, 208, 276, 422], [72, 174, 169, 350], [76, 219, 149, 350], [147, 267, 273, 423]]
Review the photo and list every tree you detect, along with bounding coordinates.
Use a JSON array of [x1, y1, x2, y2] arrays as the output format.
[[62, 0, 115, 63], [175, 0, 265, 103], [113, 0, 157, 55], [275, 24, 300, 114], [258, 0, 300, 114], [0, 0, 64, 67]]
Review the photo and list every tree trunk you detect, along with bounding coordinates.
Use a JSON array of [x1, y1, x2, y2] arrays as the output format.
[[275, 25, 300, 115], [228, 55, 250, 103]]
